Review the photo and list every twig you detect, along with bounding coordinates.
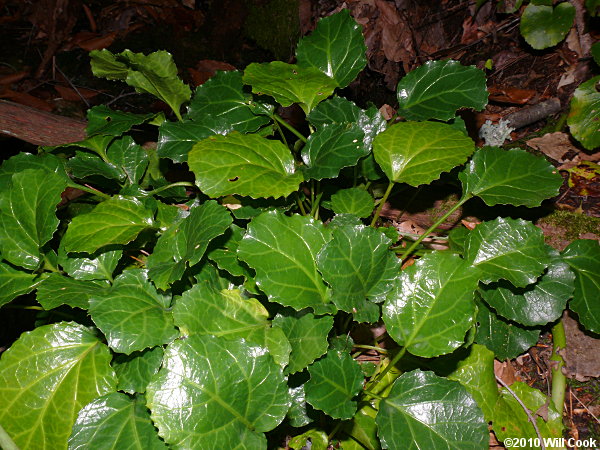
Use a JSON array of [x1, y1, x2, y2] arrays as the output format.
[[54, 63, 90, 108], [570, 388, 600, 425], [496, 375, 547, 450]]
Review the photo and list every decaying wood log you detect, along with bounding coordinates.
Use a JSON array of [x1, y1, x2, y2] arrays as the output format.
[[0, 100, 87, 146]]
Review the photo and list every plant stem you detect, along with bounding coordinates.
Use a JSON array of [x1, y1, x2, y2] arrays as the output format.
[[272, 113, 307, 143], [145, 181, 195, 196], [550, 317, 567, 414], [370, 181, 395, 227], [42, 254, 59, 273], [0, 424, 19, 450], [362, 389, 384, 400], [399, 195, 470, 260], [67, 183, 111, 199], [273, 119, 289, 148], [373, 346, 407, 386], [353, 344, 388, 354], [296, 193, 307, 216]]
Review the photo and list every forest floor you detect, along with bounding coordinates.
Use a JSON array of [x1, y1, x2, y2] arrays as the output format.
[[0, 0, 599, 448]]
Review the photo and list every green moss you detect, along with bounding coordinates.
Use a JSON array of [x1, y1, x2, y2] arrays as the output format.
[[538, 210, 600, 240], [244, 0, 300, 61]]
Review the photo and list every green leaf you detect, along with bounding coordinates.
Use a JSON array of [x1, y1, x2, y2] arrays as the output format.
[[69, 393, 166, 450], [0, 322, 116, 450], [295, 9, 367, 88], [86, 105, 153, 137], [106, 136, 149, 185], [460, 146, 563, 207], [272, 311, 334, 374], [520, 3, 575, 50], [588, 0, 600, 16], [188, 132, 303, 199], [447, 344, 499, 422], [286, 383, 312, 428], [0, 261, 45, 308], [493, 382, 563, 447], [307, 96, 386, 152], [376, 370, 488, 449], [373, 121, 475, 186], [396, 60, 488, 121], [146, 334, 290, 448], [302, 123, 366, 180], [157, 120, 227, 163], [317, 225, 399, 323], [89, 270, 178, 354], [207, 225, 254, 279], [243, 61, 337, 113], [567, 75, 600, 150], [305, 349, 363, 419], [479, 248, 574, 327], [187, 70, 270, 133], [562, 239, 600, 333], [147, 200, 232, 289], [0, 169, 68, 270], [0, 153, 68, 191], [289, 430, 329, 450], [63, 196, 154, 254], [58, 247, 122, 281], [330, 187, 374, 218], [339, 404, 381, 450], [67, 151, 124, 181], [464, 217, 552, 287], [383, 252, 479, 357], [36, 273, 108, 310], [90, 49, 191, 120], [173, 283, 289, 365], [112, 347, 164, 395], [474, 298, 541, 360], [237, 211, 334, 314]]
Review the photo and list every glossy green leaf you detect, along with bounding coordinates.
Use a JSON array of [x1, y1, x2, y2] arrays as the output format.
[[305, 349, 363, 419], [330, 187, 374, 218], [520, 3, 575, 50], [90, 49, 191, 119], [307, 96, 386, 152], [373, 121, 475, 186], [460, 146, 563, 207], [147, 200, 232, 289], [187, 70, 270, 133], [383, 252, 480, 357], [67, 151, 124, 181], [479, 248, 574, 327], [173, 283, 290, 365], [302, 123, 365, 180], [0, 153, 68, 191], [396, 60, 488, 121], [0, 169, 67, 270], [86, 105, 153, 137], [146, 334, 290, 448], [296, 9, 367, 88], [69, 393, 166, 450], [464, 217, 552, 287], [58, 247, 122, 281], [447, 344, 498, 421], [0, 261, 45, 308], [36, 273, 108, 310], [243, 61, 337, 113], [112, 347, 164, 395], [238, 211, 334, 314], [475, 298, 541, 360], [272, 311, 334, 374], [106, 136, 149, 185], [493, 382, 563, 447], [567, 75, 600, 150], [562, 239, 600, 333], [207, 225, 254, 279], [448, 226, 470, 255], [0, 322, 116, 450], [63, 196, 154, 254], [340, 404, 381, 450], [89, 270, 178, 354], [289, 430, 329, 450], [157, 120, 227, 163], [188, 132, 303, 198], [377, 370, 488, 449], [287, 383, 311, 427], [317, 225, 399, 322]]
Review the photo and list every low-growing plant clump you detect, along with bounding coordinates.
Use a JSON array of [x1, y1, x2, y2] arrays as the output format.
[[0, 7, 599, 450]]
